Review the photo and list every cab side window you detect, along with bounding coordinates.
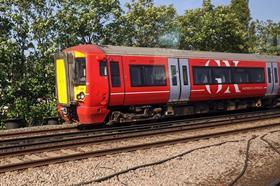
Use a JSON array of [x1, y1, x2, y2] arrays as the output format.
[[99, 61, 107, 76], [110, 61, 121, 87]]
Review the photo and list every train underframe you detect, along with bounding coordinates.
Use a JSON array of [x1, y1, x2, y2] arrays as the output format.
[[105, 96, 280, 125]]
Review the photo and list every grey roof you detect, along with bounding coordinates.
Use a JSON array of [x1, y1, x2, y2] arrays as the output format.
[[98, 45, 280, 62]]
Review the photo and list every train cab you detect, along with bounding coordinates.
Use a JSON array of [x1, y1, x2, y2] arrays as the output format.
[[55, 45, 110, 124]]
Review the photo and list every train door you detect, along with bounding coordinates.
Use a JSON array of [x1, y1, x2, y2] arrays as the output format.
[[168, 58, 190, 102], [55, 53, 75, 105], [272, 63, 280, 95], [266, 62, 279, 95], [179, 59, 190, 101], [108, 56, 125, 106]]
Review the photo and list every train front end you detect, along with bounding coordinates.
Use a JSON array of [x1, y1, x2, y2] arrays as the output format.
[[55, 50, 87, 123], [55, 45, 110, 125]]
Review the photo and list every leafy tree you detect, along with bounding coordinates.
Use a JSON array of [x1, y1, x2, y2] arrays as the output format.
[[230, 0, 251, 52], [253, 20, 280, 55], [230, 0, 251, 30], [179, 4, 248, 52], [0, 0, 58, 125], [203, 0, 214, 11], [121, 0, 177, 47], [55, 0, 122, 48]]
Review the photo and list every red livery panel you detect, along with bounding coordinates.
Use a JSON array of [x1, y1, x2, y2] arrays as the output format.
[[55, 44, 280, 125]]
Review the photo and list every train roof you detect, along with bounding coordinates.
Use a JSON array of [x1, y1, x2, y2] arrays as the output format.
[[65, 44, 280, 62], [98, 45, 280, 62]]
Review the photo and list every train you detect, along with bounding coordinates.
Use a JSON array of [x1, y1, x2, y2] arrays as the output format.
[[55, 44, 280, 125]]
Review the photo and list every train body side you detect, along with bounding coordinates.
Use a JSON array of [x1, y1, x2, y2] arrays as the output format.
[[55, 44, 280, 125]]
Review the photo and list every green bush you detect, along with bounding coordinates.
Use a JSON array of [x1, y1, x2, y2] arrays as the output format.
[[0, 121, 5, 130], [28, 98, 58, 126]]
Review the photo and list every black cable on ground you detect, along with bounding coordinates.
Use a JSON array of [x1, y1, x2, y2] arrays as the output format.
[[229, 135, 258, 186], [260, 130, 280, 155], [73, 139, 244, 186]]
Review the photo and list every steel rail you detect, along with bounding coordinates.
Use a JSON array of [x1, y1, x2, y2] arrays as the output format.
[[0, 111, 280, 157], [0, 109, 279, 146], [0, 126, 78, 139], [0, 120, 280, 173]]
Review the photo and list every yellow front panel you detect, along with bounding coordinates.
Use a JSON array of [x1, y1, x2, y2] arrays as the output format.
[[74, 51, 86, 58], [56, 59, 68, 104], [74, 85, 86, 100]]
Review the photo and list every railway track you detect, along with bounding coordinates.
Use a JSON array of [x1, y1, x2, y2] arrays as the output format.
[[0, 109, 279, 155], [0, 109, 280, 173], [0, 125, 79, 139], [0, 109, 278, 145]]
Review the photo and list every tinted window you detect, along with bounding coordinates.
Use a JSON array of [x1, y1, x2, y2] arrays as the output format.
[[74, 57, 86, 84], [193, 67, 211, 85], [248, 68, 265, 83], [182, 66, 188, 85], [268, 68, 272, 83], [232, 68, 250, 83], [110, 61, 121, 87], [212, 68, 231, 84], [171, 65, 177, 86], [99, 61, 107, 76], [274, 68, 278, 83], [130, 66, 143, 87], [130, 65, 166, 87]]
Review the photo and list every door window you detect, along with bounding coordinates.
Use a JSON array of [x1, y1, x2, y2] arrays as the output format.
[[110, 61, 121, 87], [274, 68, 278, 83], [182, 65, 188, 85], [268, 67, 272, 83], [171, 65, 178, 86]]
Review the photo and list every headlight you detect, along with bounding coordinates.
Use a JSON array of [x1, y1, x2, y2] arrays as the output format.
[[77, 92, 85, 101], [61, 107, 68, 115]]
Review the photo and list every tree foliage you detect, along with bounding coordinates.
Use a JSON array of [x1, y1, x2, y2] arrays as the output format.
[[253, 20, 280, 55], [55, 0, 122, 48], [179, 3, 248, 52], [230, 0, 251, 30], [0, 0, 279, 127], [121, 0, 177, 47]]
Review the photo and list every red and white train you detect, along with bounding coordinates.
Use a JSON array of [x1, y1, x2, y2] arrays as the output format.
[[55, 44, 280, 125]]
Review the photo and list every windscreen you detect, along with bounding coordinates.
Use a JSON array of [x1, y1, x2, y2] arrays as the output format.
[[74, 57, 86, 85]]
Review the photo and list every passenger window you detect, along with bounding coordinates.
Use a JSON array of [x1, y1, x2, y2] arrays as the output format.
[[130, 66, 142, 87], [193, 67, 211, 85], [171, 65, 178, 86], [212, 68, 231, 84], [99, 61, 107, 76], [232, 68, 250, 84], [248, 68, 265, 83], [130, 65, 166, 87], [110, 61, 121, 87], [268, 68, 272, 83], [182, 66, 188, 85], [274, 68, 278, 83]]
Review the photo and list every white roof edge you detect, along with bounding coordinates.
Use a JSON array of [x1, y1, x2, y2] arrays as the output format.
[[99, 45, 280, 62]]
